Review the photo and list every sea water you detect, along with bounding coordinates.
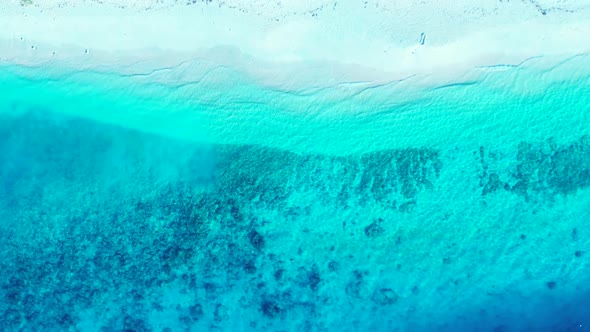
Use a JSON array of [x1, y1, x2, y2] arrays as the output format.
[[0, 53, 590, 331]]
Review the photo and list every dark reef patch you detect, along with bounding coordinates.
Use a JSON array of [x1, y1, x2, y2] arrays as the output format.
[[364, 218, 385, 237], [214, 142, 442, 212], [248, 229, 265, 250], [477, 137, 590, 200], [371, 288, 399, 306], [514, 138, 590, 197]]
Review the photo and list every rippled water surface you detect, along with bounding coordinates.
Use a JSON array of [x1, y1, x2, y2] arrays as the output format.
[[1, 55, 590, 331]]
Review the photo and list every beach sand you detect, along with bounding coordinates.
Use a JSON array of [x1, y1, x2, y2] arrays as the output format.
[[2, 0, 590, 88]]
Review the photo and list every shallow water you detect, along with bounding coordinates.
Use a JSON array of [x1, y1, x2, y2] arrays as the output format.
[[1, 54, 590, 331]]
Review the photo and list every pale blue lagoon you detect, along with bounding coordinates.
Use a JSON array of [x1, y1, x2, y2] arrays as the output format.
[[1, 54, 590, 331]]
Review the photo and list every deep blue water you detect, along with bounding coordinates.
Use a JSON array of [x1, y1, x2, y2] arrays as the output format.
[[1, 56, 590, 331]]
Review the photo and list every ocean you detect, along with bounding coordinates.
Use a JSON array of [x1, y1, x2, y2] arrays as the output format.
[[1, 53, 590, 331]]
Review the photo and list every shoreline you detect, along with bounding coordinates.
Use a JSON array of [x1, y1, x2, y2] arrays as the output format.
[[1, 1, 590, 91], [1, 1, 590, 156]]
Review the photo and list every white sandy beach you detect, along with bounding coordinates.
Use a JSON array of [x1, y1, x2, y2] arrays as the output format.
[[1, 0, 590, 90]]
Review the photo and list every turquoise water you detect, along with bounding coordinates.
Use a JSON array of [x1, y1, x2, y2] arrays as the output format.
[[1, 54, 590, 331]]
